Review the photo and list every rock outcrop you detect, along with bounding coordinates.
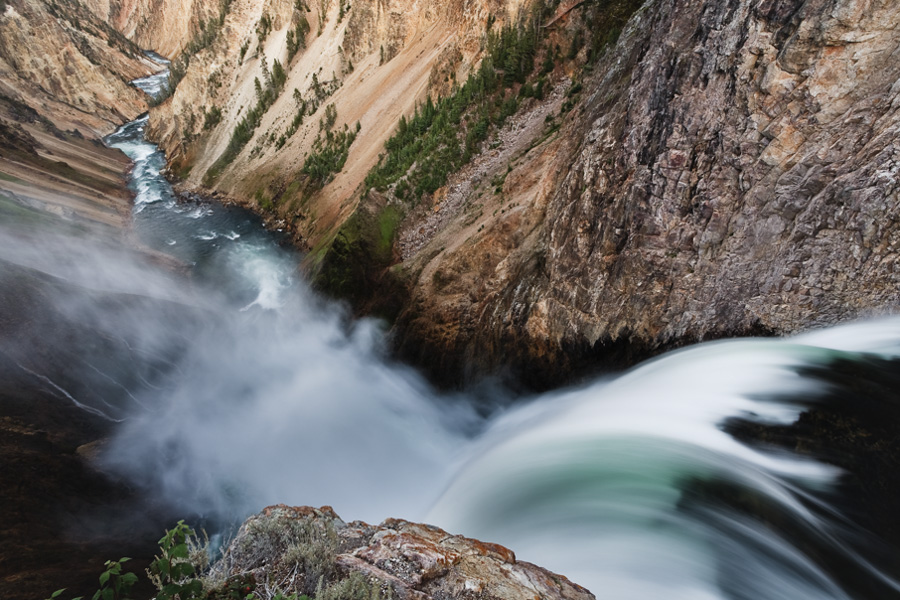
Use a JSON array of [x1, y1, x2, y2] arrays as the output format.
[[209, 505, 594, 600]]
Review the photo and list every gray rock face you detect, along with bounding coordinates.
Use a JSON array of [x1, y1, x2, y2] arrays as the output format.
[[551, 0, 900, 339], [398, 0, 900, 385], [208, 505, 594, 600]]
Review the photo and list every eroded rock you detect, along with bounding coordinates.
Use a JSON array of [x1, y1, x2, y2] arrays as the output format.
[[395, 0, 900, 388], [209, 505, 594, 600]]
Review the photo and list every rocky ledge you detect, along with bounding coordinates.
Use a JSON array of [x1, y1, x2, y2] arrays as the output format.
[[209, 505, 593, 600]]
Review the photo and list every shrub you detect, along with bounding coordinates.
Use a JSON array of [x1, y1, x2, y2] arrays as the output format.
[[257, 13, 272, 43], [147, 521, 206, 600], [203, 106, 222, 130], [46, 558, 138, 600], [315, 572, 388, 600], [272, 59, 288, 90], [302, 123, 358, 187]]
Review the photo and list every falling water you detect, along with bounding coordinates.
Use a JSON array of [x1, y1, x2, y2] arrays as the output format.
[[3, 65, 899, 600], [429, 332, 900, 599]]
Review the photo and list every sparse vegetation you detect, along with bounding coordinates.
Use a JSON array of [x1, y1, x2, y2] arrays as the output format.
[[286, 15, 311, 62], [321, 103, 338, 131], [203, 106, 222, 130], [337, 0, 350, 23], [364, 1, 552, 201], [47, 517, 391, 600], [315, 573, 387, 600], [272, 59, 288, 90], [203, 55, 290, 184], [257, 12, 273, 44], [363, 0, 642, 207], [302, 121, 359, 187], [275, 89, 308, 149]]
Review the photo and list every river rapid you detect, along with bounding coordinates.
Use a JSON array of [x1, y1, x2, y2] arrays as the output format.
[[10, 63, 900, 600]]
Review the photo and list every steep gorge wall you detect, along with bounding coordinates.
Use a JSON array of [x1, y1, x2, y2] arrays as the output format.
[[83, 0, 222, 58], [146, 0, 531, 248], [150, 0, 900, 388], [396, 0, 900, 386], [0, 0, 153, 136]]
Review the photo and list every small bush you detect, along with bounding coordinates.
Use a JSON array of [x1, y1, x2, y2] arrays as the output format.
[[148, 521, 206, 600], [302, 123, 358, 187], [203, 106, 222, 130], [315, 572, 388, 600], [257, 13, 272, 43]]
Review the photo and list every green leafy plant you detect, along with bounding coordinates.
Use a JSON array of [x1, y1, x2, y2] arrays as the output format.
[[47, 558, 139, 600], [148, 521, 205, 600], [94, 558, 138, 600]]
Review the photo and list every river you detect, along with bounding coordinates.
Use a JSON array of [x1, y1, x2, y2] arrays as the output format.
[[15, 63, 900, 599]]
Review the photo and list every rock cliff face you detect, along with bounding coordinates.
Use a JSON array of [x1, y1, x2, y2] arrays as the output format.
[[85, 0, 222, 58], [210, 505, 594, 600], [0, 0, 153, 137], [151, 0, 900, 387], [395, 0, 900, 386]]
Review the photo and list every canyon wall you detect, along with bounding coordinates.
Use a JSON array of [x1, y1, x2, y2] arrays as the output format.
[[82, 0, 223, 58], [151, 0, 900, 387], [0, 0, 153, 137], [397, 0, 900, 385], [146, 0, 533, 246], [114, 0, 219, 58]]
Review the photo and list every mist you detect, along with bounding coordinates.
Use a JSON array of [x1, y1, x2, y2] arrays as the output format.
[[99, 277, 481, 524], [0, 215, 482, 524]]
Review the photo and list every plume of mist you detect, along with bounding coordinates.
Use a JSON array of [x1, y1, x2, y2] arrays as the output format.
[[0, 220, 480, 523]]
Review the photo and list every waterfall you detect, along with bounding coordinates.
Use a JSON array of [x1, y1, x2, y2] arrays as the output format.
[[1, 65, 897, 600]]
